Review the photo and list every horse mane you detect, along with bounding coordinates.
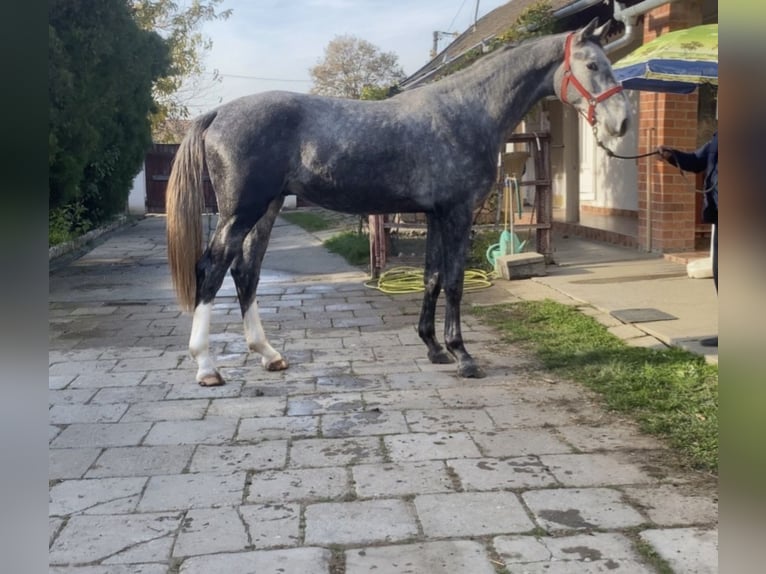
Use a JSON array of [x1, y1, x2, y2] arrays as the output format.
[[399, 32, 563, 96]]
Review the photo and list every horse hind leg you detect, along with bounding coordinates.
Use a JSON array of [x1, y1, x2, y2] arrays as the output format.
[[418, 214, 454, 365], [231, 196, 288, 371], [190, 214, 259, 386]]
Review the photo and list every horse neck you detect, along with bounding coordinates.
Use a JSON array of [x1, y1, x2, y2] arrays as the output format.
[[443, 35, 565, 137]]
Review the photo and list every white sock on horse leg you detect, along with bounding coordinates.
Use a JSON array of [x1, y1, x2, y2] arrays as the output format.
[[243, 300, 284, 368]]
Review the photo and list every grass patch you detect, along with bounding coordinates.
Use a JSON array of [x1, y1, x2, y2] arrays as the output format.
[[473, 299, 718, 472], [324, 231, 370, 266], [279, 211, 333, 232], [468, 230, 502, 272]]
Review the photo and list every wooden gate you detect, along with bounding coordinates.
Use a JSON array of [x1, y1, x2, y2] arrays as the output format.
[[144, 143, 218, 213]]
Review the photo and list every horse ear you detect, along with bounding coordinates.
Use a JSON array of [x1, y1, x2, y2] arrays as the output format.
[[593, 20, 612, 44], [577, 17, 599, 43]]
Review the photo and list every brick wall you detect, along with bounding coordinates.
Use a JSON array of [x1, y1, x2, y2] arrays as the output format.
[[636, 0, 703, 252]]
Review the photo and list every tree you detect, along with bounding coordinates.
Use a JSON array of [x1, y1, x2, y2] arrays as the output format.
[[310, 35, 405, 99], [130, 0, 232, 132], [49, 0, 169, 241]]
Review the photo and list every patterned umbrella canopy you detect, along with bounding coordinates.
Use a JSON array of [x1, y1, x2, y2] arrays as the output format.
[[612, 24, 718, 94]]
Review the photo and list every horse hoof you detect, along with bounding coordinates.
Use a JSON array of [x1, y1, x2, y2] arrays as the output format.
[[458, 363, 486, 379], [198, 372, 225, 387], [428, 350, 455, 364], [265, 357, 289, 371]]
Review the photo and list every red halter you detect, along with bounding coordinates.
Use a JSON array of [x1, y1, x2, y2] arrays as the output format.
[[560, 32, 624, 126]]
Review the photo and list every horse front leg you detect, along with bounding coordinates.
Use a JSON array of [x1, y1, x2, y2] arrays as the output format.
[[231, 196, 288, 371], [418, 214, 453, 364], [440, 207, 485, 379]]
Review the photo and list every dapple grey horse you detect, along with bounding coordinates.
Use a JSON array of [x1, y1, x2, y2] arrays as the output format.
[[166, 19, 629, 386]]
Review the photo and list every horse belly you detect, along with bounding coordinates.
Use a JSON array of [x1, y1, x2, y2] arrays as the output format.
[[290, 180, 426, 215]]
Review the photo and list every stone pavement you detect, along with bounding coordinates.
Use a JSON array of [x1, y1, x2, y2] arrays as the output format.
[[49, 215, 717, 573]]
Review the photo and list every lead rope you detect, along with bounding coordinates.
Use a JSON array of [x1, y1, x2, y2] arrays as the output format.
[[589, 122, 707, 190]]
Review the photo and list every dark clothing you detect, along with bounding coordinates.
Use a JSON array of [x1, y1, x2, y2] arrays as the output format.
[[662, 132, 718, 293], [664, 131, 718, 224]]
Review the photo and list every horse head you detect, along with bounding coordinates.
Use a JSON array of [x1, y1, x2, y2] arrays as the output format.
[[554, 18, 630, 138]]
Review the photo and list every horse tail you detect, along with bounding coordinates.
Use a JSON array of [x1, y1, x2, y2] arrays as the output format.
[[166, 110, 218, 312]]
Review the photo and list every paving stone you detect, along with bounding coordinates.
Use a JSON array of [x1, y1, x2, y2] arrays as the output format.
[[415, 491, 533, 537], [362, 389, 444, 410], [49, 375, 76, 390], [49, 388, 97, 405], [286, 392, 364, 415], [49, 448, 102, 480], [247, 466, 350, 503], [70, 372, 147, 388], [438, 386, 521, 407], [49, 512, 182, 565], [86, 445, 194, 478], [322, 410, 408, 437], [486, 401, 604, 428], [494, 532, 655, 573], [305, 499, 418, 545], [49, 477, 147, 516], [49, 359, 118, 376], [471, 429, 572, 457], [353, 461, 454, 497], [143, 418, 237, 445], [173, 507, 248, 557], [405, 408, 495, 432], [345, 540, 496, 574], [50, 425, 62, 442], [539, 453, 657, 487], [189, 442, 287, 473], [238, 415, 319, 441], [164, 381, 244, 399], [625, 484, 718, 526], [50, 565, 168, 574], [179, 547, 332, 574], [207, 396, 286, 417], [50, 517, 63, 546], [51, 422, 152, 448], [289, 436, 384, 467], [112, 355, 183, 372], [315, 373, 385, 391], [384, 432, 481, 461], [90, 384, 170, 404], [121, 399, 209, 422], [240, 503, 301, 548], [49, 403, 129, 424], [556, 423, 666, 452], [640, 527, 718, 574], [138, 472, 247, 511], [386, 371, 459, 390], [448, 456, 558, 490], [523, 488, 646, 531]]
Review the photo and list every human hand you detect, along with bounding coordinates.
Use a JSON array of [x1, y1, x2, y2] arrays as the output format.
[[657, 146, 674, 162]]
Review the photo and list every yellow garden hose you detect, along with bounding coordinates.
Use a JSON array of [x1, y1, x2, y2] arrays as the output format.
[[365, 266, 494, 294]]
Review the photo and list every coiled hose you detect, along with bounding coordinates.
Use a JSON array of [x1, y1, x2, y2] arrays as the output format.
[[364, 266, 494, 294]]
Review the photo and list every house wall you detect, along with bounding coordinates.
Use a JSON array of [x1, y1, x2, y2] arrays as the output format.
[[637, 0, 704, 252], [581, 90, 640, 214], [128, 162, 147, 215], [548, 99, 580, 222]]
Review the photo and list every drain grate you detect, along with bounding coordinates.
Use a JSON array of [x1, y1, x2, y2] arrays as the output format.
[[611, 308, 677, 323]]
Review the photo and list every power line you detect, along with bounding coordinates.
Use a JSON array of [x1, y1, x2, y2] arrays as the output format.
[[217, 73, 311, 83], [446, 0, 469, 32]]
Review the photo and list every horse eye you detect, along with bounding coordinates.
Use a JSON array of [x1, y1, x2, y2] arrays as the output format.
[[586, 62, 598, 71]]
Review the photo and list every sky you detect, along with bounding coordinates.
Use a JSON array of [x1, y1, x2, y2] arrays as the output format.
[[186, 0, 511, 114]]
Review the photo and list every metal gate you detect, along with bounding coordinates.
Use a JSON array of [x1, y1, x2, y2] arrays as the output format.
[[144, 143, 218, 213]]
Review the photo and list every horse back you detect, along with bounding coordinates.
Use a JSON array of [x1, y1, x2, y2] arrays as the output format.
[[202, 91, 498, 215]]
